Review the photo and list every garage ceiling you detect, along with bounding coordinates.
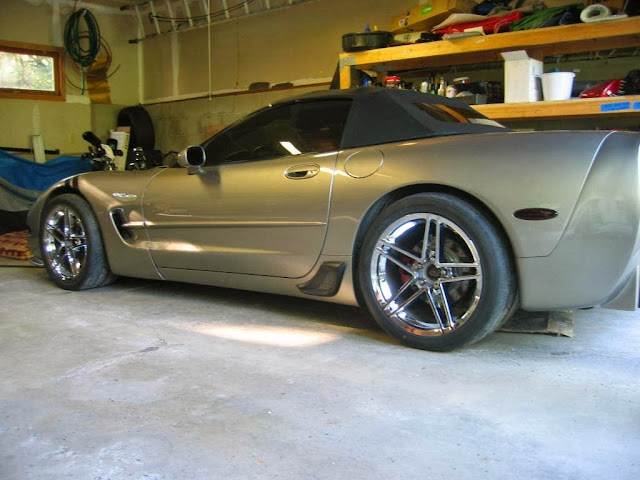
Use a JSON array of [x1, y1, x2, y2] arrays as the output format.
[[78, 0, 139, 6]]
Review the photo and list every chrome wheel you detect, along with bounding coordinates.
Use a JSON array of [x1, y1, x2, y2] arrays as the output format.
[[42, 205, 88, 282], [369, 213, 482, 337]]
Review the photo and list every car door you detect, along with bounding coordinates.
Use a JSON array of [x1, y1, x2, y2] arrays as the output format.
[[143, 99, 352, 278]]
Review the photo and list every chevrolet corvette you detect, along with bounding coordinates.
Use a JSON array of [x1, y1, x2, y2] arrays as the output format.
[[27, 88, 640, 351]]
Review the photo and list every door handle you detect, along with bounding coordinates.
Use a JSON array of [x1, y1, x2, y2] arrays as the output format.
[[284, 163, 320, 180]]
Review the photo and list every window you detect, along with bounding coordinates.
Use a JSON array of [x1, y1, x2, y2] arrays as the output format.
[[203, 100, 352, 165], [0, 40, 65, 101]]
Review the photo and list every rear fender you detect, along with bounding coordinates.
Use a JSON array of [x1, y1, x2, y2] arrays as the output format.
[[518, 131, 640, 310], [325, 131, 611, 260]]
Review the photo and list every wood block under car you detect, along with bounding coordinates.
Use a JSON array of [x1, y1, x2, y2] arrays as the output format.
[[499, 310, 574, 337]]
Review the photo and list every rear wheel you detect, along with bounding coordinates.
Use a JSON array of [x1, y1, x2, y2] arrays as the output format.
[[40, 194, 117, 290], [359, 193, 517, 351]]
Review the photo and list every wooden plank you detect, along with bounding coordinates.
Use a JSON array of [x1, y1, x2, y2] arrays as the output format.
[[339, 65, 353, 89], [339, 17, 640, 72], [474, 95, 640, 121]]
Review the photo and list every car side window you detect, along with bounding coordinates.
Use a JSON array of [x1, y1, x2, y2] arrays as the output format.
[[203, 99, 351, 165], [292, 100, 351, 155]]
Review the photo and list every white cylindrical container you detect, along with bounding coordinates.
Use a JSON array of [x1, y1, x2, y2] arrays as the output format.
[[541, 72, 575, 101]]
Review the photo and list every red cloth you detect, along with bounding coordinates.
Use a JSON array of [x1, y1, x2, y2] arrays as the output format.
[[434, 11, 524, 35]]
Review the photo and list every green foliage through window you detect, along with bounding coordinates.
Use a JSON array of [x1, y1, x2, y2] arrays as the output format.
[[0, 41, 64, 100], [0, 51, 55, 92]]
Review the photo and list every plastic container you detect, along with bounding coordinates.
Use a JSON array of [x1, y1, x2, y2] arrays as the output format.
[[541, 72, 575, 101]]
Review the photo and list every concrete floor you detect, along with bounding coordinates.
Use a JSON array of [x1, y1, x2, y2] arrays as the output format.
[[1, 266, 639, 480]]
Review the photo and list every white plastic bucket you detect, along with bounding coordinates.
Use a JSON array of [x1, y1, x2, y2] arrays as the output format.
[[541, 72, 575, 101]]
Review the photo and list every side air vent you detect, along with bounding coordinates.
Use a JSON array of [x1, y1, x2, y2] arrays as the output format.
[[110, 208, 135, 242]]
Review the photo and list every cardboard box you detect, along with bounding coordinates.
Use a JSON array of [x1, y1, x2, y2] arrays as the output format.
[[501, 51, 543, 103], [110, 128, 130, 171], [391, 0, 478, 33]]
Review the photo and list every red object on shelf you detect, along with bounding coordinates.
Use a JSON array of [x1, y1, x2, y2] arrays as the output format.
[[385, 76, 403, 88], [433, 11, 523, 35], [579, 79, 624, 98]]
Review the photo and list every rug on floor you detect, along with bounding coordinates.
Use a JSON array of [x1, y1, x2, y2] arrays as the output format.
[[0, 230, 34, 261]]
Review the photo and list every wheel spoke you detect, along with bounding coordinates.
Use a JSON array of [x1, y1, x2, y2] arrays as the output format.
[[382, 277, 416, 309], [438, 286, 455, 331], [46, 224, 64, 242], [376, 245, 415, 275], [420, 215, 432, 262], [63, 208, 72, 240], [434, 218, 441, 264], [425, 287, 447, 331], [439, 262, 479, 268], [65, 246, 78, 276], [386, 287, 425, 317], [379, 239, 420, 264], [440, 273, 480, 284]]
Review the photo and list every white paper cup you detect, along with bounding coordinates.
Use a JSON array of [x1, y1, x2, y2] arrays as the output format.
[[541, 72, 575, 101]]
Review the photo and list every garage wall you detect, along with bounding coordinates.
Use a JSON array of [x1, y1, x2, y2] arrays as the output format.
[[141, 0, 412, 100], [141, 0, 417, 153], [2, 1, 637, 158], [0, 0, 139, 156]]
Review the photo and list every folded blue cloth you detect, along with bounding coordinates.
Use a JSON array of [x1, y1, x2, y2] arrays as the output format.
[[0, 149, 92, 192]]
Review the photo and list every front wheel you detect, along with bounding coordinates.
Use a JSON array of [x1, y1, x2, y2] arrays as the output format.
[[359, 193, 517, 351], [40, 194, 117, 290]]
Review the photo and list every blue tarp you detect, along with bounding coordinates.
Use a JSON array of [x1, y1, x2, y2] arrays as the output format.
[[0, 149, 92, 192]]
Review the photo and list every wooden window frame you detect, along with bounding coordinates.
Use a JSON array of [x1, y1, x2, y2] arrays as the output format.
[[0, 40, 66, 101]]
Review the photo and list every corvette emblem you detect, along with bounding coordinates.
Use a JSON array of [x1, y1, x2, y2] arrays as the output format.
[[112, 192, 138, 201]]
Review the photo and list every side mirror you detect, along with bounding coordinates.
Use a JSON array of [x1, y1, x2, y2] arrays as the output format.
[[178, 146, 206, 175]]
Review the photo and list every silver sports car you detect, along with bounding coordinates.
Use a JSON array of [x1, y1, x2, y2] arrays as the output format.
[[27, 88, 640, 351]]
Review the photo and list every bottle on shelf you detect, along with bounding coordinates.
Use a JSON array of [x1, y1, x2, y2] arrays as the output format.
[[437, 77, 447, 96]]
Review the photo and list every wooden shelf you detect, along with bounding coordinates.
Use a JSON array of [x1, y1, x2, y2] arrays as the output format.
[[474, 95, 640, 121], [339, 17, 640, 82], [338, 17, 640, 122]]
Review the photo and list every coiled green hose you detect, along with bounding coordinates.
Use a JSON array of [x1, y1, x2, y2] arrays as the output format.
[[64, 8, 101, 68]]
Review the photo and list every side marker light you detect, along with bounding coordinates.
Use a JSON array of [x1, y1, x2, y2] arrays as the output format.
[[514, 208, 559, 221]]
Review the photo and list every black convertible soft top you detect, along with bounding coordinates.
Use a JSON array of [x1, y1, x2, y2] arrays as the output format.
[[275, 87, 508, 149]]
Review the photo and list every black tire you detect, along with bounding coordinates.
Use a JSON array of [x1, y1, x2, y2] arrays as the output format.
[[40, 194, 117, 290], [359, 193, 517, 351], [117, 105, 155, 151]]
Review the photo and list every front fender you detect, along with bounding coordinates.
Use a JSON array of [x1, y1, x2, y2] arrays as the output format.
[[27, 169, 166, 281]]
